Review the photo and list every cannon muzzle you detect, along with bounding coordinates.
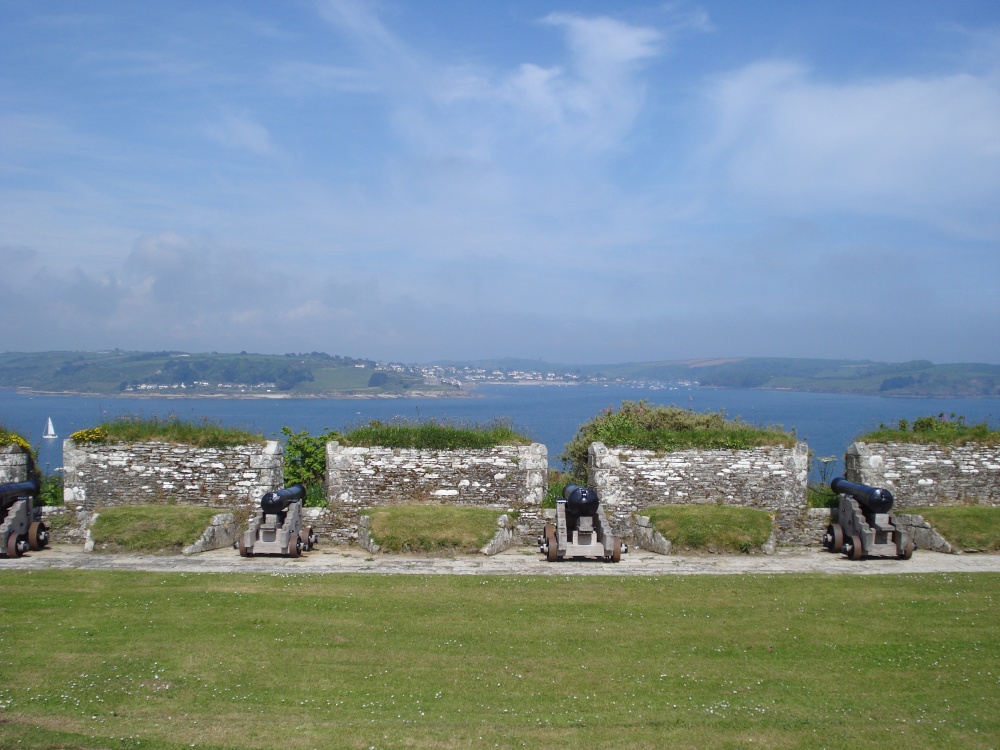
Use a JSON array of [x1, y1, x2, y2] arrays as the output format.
[[562, 483, 600, 517], [0, 480, 40, 510], [831, 477, 894, 514], [260, 483, 306, 514]]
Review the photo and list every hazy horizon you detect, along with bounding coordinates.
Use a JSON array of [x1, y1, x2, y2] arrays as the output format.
[[2, 1, 998, 364]]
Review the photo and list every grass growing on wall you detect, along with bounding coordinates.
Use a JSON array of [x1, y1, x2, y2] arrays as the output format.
[[70, 415, 266, 448], [914, 506, 1000, 551], [643, 505, 774, 553], [562, 400, 795, 480], [1, 571, 997, 749], [859, 413, 1000, 447], [367, 505, 504, 553], [89, 505, 222, 553], [343, 417, 531, 449]]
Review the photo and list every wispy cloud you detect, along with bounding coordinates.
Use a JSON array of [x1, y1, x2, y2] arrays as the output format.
[[204, 112, 274, 155], [701, 60, 1000, 232]]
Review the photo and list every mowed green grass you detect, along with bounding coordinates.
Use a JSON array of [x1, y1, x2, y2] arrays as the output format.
[[0, 571, 997, 749]]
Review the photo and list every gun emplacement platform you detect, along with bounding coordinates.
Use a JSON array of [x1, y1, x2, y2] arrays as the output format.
[[538, 484, 627, 562], [238, 483, 317, 558], [823, 477, 913, 560]]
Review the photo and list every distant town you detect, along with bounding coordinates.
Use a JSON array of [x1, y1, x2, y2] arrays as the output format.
[[122, 361, 697, 394]]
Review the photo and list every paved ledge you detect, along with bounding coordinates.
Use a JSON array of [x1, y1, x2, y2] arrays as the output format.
[[4, 544, 1000, 576]]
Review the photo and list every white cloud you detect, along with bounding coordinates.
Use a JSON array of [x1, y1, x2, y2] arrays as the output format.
[[204, 112, 273, 154], [702, 60, 1000, 230]]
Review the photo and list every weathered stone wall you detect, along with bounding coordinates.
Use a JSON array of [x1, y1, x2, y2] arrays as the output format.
[[62, 439, 283, 510], [0, 444, 30, 483], [588, 441, 810, 542], [325, 442, 547, 545], [844, 442, 1000, 507]]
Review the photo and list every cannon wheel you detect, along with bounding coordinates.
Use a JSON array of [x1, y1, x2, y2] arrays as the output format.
[[825, 524, 843, 553], [849, 534, 864, 561], [611, 537, 622, 563], [238, 536, 252, 558], [546, 530, 558, 562], [899, 538, 914, 560], [287, 535, 300, 558], [300, 528, 312, 551], [7, 533, 22, 558], [28, 521, 48, 551]]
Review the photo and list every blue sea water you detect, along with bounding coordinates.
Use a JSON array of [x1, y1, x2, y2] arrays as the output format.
[[2, 385, 998, 480]]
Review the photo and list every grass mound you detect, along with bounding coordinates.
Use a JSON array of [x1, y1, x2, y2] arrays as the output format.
[[860, 413, 1000, 447], [70, 415, 265, 448], [914, 506, 1000, 551], [344, 417, 530, 449], [644, 505, 774, 553], [562, 400, 794, 480], [367, 505, 504, 553], [90, 505, 222, 553]]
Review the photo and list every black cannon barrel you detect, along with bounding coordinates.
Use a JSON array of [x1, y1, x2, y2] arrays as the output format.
[[562, 483, 600, 517], [0, 480, 40, 510], [260, 483, 306, 514], [831, 477, 894, 514]]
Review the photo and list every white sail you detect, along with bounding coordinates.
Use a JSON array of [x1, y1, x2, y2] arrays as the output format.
[[43, 418, 57, 439]]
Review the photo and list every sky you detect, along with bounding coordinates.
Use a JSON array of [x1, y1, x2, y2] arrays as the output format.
[[1, 0, 998, 365]]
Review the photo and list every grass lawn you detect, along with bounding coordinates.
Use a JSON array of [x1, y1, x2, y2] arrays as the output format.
[[0, 571, 997, 749]]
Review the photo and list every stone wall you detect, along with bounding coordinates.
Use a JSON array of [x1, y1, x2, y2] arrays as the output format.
[[844, 442, 1000, 507], [588, 441, 810, 542], [325, 442, 547, 545], [62, 439, 283, 510], [0, 444, 31, 483]]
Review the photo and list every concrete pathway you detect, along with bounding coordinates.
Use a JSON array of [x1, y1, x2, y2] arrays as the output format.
[[4, 544, 1000, 576]]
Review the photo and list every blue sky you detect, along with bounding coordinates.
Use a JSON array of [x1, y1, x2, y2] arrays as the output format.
[[2, 1, 998, 364]]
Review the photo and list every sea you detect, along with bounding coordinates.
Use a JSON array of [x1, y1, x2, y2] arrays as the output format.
[[2, 384, 998, 481]]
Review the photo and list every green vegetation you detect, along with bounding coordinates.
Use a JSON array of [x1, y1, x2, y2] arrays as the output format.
[[562, 400, 794, 480], [643, 505, 774, 553], [89, 506, 222, 553], [70, 415, 265, 448], [343, 418, 530, 449], [807, 483, 838, 508], [0, 423, 32, 454], [1, 571, 997, 749], [367, 505, 504, 553], [543, 469, 574, 509], [859, 414, 1000, 447], [915, 506, 1000, 551], [280, 426, 343, 506], [36, 470, 63, 506]]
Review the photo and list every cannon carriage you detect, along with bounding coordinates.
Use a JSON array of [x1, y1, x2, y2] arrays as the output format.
[[823, 477, 913, 560], [538, 484, 627, 562], [238, 483, 317, 558], [1, 480, 48, 558]]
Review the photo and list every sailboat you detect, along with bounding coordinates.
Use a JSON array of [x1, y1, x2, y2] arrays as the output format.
[[43, 418, 57, 439]]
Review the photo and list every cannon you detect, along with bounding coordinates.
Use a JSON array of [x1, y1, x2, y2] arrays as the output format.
[[537, 484, 627, 562], [238, 483, 317, 558], [823, 477, 913, 560], [1, 480, 48, 558]]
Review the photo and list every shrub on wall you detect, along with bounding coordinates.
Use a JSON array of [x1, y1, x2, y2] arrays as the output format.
[[69, 415, 265, 448], [859, 414, 1000, 447], [562, 400, 795, 481], [0, 425, 32, 454]]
